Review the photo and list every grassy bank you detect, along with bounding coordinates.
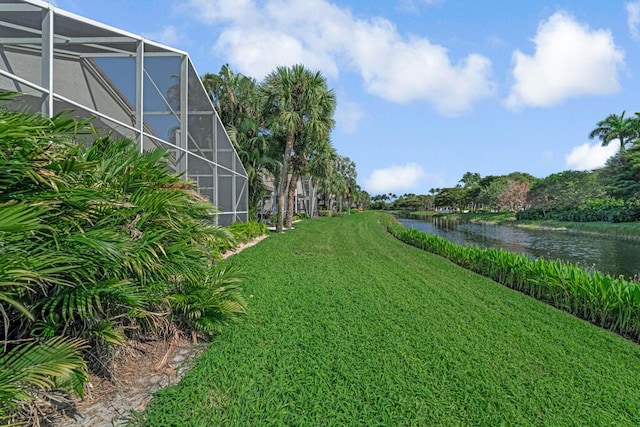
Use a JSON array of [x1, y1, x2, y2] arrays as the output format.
[[439, 211, 516, 223], [401, 211, 515, 223], [515, 219, 640, 239], [139, 212, 640, 426], [383, 215, 640, 341]]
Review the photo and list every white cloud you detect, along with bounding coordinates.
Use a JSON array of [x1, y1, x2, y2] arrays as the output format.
[[627, 1, 640, 39], [398, 0, 444, 12], [181, 0, 257, 23], [143, 25, 179, 46], [215, 27, 339, 78], [335, 99, 363, 134], [565, 142, 617, 170], [505, 12, 624, 110], [363, 163, 426, 193], [350, 26, 495, 115], [184, 0, 494, 116]]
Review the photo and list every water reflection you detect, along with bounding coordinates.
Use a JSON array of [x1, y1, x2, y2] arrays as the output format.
[[397, 216, 640, 279]]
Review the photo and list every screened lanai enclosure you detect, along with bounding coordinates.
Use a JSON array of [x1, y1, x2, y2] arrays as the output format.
[[0, 0, 248, 224]]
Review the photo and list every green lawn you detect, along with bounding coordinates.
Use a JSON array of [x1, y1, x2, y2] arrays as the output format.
[[140, 211, 640, 426]]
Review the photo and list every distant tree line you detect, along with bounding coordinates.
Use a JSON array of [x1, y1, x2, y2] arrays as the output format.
[[520, 110, 640, 222], [370, 171, 538, 213], [372, 110, 640, 223]]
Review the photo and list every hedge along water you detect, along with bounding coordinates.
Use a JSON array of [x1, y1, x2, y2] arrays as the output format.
[[381, 215, 640, 343], [396, 215, 640, 278]]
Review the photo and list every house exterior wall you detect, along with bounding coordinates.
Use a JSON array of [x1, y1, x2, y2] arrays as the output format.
[[258, 172, 318, 218]]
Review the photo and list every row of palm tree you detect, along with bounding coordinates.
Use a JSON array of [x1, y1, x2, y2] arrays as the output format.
[[202, 64, 365, 231], [0, 96, 246, 423], [318, 155, 360, 212]]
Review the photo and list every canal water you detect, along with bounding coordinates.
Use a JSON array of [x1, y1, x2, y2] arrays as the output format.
[[396, 216, 640, 279]]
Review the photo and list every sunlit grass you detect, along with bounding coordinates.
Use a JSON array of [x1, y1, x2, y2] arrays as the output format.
[[383, 214, 640, 340], [139, 212, 640, 426]]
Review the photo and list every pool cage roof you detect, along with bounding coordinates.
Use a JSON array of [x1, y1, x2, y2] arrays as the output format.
[[0, 0, 248, 225]]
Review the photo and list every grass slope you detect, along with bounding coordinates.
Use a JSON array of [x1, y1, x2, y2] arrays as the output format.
[[140, 212, 640, 426]]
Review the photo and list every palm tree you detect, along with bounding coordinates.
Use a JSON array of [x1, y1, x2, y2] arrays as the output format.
[[227, 117, 279, 220], [307, 139, 337, 216], [317, 153, 356, 213], [202, 64, 257, 126], [459, 172, 481, 188], [203, 66, 278, 220], [352, 185, 370, 210], [333, 156, 356, 213], [261, 65, 336, 232], [589, 111, 639, 152]]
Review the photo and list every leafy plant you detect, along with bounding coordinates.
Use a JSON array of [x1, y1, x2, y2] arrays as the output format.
[[380, 214, 640, 341], [0, 337, 88, 423], [170, 266, 247, 336], [0, 93, 246, 423]]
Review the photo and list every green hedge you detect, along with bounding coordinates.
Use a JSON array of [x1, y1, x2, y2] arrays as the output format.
[[227, 221, 268, 243], [216, 221, 268, 254], [380, 214, 640, 342], [518, 198, 640, 223]]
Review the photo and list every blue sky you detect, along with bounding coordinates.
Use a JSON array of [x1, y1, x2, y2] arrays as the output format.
[[50, 0, 640, 196]]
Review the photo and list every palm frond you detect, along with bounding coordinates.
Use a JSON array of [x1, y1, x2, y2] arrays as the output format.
[[37, 279, 146, 325], [169, 265, 247, 335], [0, 336, 89, 413]]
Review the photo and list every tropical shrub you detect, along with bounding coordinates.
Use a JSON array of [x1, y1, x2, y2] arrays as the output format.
[[227, 221, 268, 243], [0, 337, 89, 424], [524, 170, 605, 216], [517, 198, 640, 223], [0, 96, 247, 422], [216, 221, 268, 254], [600, 143, 640, 201], [380, 214, 640, 342], [170, 265, 247, 335]]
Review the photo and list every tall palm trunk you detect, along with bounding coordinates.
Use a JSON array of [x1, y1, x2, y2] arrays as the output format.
[[285, 168, 300, 228], [277, 133, 294, 233]]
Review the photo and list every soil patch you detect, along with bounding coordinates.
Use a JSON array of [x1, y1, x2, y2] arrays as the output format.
[[221, 234, 269, 259], [51, 336, 204, 426]]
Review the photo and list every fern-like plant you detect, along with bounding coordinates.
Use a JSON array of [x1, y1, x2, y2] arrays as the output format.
[[0, 92, 246, 423], [170, 265, 247, 336], [0, 337, 88, 423]]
